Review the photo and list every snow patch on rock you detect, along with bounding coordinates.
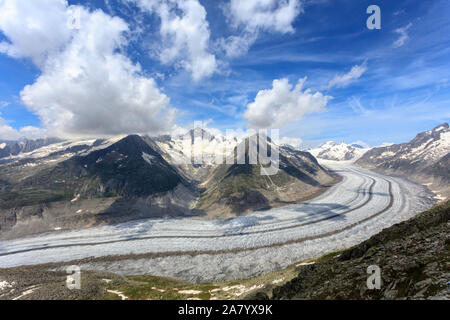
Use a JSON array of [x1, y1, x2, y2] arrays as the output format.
[[142, 152, 155, 165]]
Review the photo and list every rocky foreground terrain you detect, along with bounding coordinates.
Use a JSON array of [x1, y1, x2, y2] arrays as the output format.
[[0, 200, 448, 300], [269, 200, 450, 300]]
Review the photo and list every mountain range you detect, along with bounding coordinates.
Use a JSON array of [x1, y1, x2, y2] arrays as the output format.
[[0, 129, 335, 238], [309, 141, 370, 161], [0, 123, 448, 239], [0, 138, 62, 160], [307, 123, 449, 201], [356, 123, 450, 201]]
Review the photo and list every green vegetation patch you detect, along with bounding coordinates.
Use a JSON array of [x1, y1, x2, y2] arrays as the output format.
[[0, 188, 69, 209]]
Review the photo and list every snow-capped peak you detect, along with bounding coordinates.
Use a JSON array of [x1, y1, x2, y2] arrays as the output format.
[[357, 123, 450, 168], [434, 124, 447, 132], [156, 128, 241, 166], [310, 141, 370, 161], [2, 135, 127, 163], [400, 122, 450, 165]]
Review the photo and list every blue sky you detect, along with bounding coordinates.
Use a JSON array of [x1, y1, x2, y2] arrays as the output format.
[[0, 0, 449, 147]]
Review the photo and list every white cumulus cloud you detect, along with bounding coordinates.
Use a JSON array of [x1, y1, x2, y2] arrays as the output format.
[[215, 33, 258, 58], [0, 118, 22, 140], [226, 0, 303, 34], [244, 77, 331, 129], [218, 0, 303, 58], [0, 0, 72, 66], [131, 0, 217, 81], [0, 117, 47, 141], [0, 0, 176, 139], [328, 63, 367, 89]]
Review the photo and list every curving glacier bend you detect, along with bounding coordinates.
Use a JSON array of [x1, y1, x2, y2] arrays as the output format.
[[0, 161, 436, 282]]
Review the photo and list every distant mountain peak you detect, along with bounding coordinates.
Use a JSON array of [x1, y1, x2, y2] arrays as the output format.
[[0, 137, 64, 159], [310, 140, 370, 161], [357, 123, 450, 173], [182, 127, 215, 143], [321, 141, 337, 147], [356, 123, 450, 199], [433, 122, 449, 131]]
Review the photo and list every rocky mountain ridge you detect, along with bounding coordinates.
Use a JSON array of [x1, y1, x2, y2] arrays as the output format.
[[0, 137, 63, 160], [309, 141, 370, 161], [356, 123, 450, 201], [0, 130, 335, 238]]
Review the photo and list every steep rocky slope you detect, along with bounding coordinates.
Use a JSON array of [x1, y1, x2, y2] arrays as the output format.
[[0, 135, 197, 239], [196, 137, 337, 217], [154, 129, 337, 217], [0, 129, 337, 238], [270, 200, 450, 300]]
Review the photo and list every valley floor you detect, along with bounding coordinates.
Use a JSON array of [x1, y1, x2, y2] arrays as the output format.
[[1, 199, 448, 300], [0, 162, 436, 283]]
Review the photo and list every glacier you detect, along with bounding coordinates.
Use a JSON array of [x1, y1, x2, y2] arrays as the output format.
[[0, 161, 435, 282]]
